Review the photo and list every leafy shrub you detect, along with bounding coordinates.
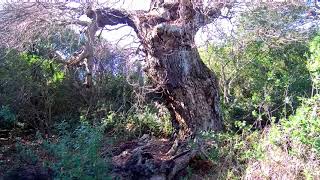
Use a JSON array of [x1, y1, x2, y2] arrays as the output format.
[[282, 95, 320, 154], [0, 47, 133, 134], [15, 141, 39, 165], [203, 102, 320, 179], [0, 50, 67, 133], [199, 126, 265, 179], [241, 95, 320, 179], [42, 122, 110, 179], [0, 105, 16, 128], [102, 106, 173, 139], [200, 40, 311, 128]]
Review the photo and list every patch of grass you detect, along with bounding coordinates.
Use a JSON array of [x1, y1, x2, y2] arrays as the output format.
[[42, 122, 110, 179]]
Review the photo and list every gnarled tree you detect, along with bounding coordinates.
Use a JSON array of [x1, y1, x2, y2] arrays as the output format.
[[92, 0, 226, 138], [0, 0, 231, 178]]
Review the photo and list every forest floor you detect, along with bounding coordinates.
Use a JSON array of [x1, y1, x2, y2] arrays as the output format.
[[0, 130, 53, 179], [0, 130, 214, 179]]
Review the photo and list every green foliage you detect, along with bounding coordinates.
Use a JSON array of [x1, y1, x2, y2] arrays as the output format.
[[0, 47, 133, 133], [200, 127, 265, 179], [90, 74, 133, 120], [0, 105, 16, 128], [200, 39, 311, 128], [26, 28, 83, 59], [205, 32, 320, 179], [15, 141, 39, 165], [199, 4, 312, 130], [308, 33, 320, 92], [0, 49, 68, 132], [278, 34, 320, 154], [42, 122, 110, 179], [201, 102, 320, 179], [21, 53, 65, 85], [102, 106, 172, 139], [282, 95, 320, 153]]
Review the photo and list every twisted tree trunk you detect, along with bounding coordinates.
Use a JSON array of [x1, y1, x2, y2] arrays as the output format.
[[143, 24, 222, 139], [83, 0, 224, 140], [106, 4, 224, 175], [83, 1, 225, 178]]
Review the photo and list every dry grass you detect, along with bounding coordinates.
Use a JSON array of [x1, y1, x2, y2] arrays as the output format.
[[245, 130, 320, 180]]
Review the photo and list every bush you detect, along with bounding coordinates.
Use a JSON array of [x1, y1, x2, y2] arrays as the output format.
[[0, 47, 133, 134], [282, 95, 320, 154], [242, 95, 320, 179], [0, 105, 17, 128], [200, 40, 311, 128], [201, 98, 320, 179], [196, 126, 265, 179], [102, 106, 173, 139], [15, 141, 39, 165], [42, 122, 110, 179]]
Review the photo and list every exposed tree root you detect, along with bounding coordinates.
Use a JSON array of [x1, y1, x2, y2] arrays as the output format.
[[111, 135, 199, 180]]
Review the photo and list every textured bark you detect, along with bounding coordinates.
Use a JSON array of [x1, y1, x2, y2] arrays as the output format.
[[143, 24, 222, 137]]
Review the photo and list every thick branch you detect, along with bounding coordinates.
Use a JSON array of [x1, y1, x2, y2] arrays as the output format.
[[86, 8, 139, 34]]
